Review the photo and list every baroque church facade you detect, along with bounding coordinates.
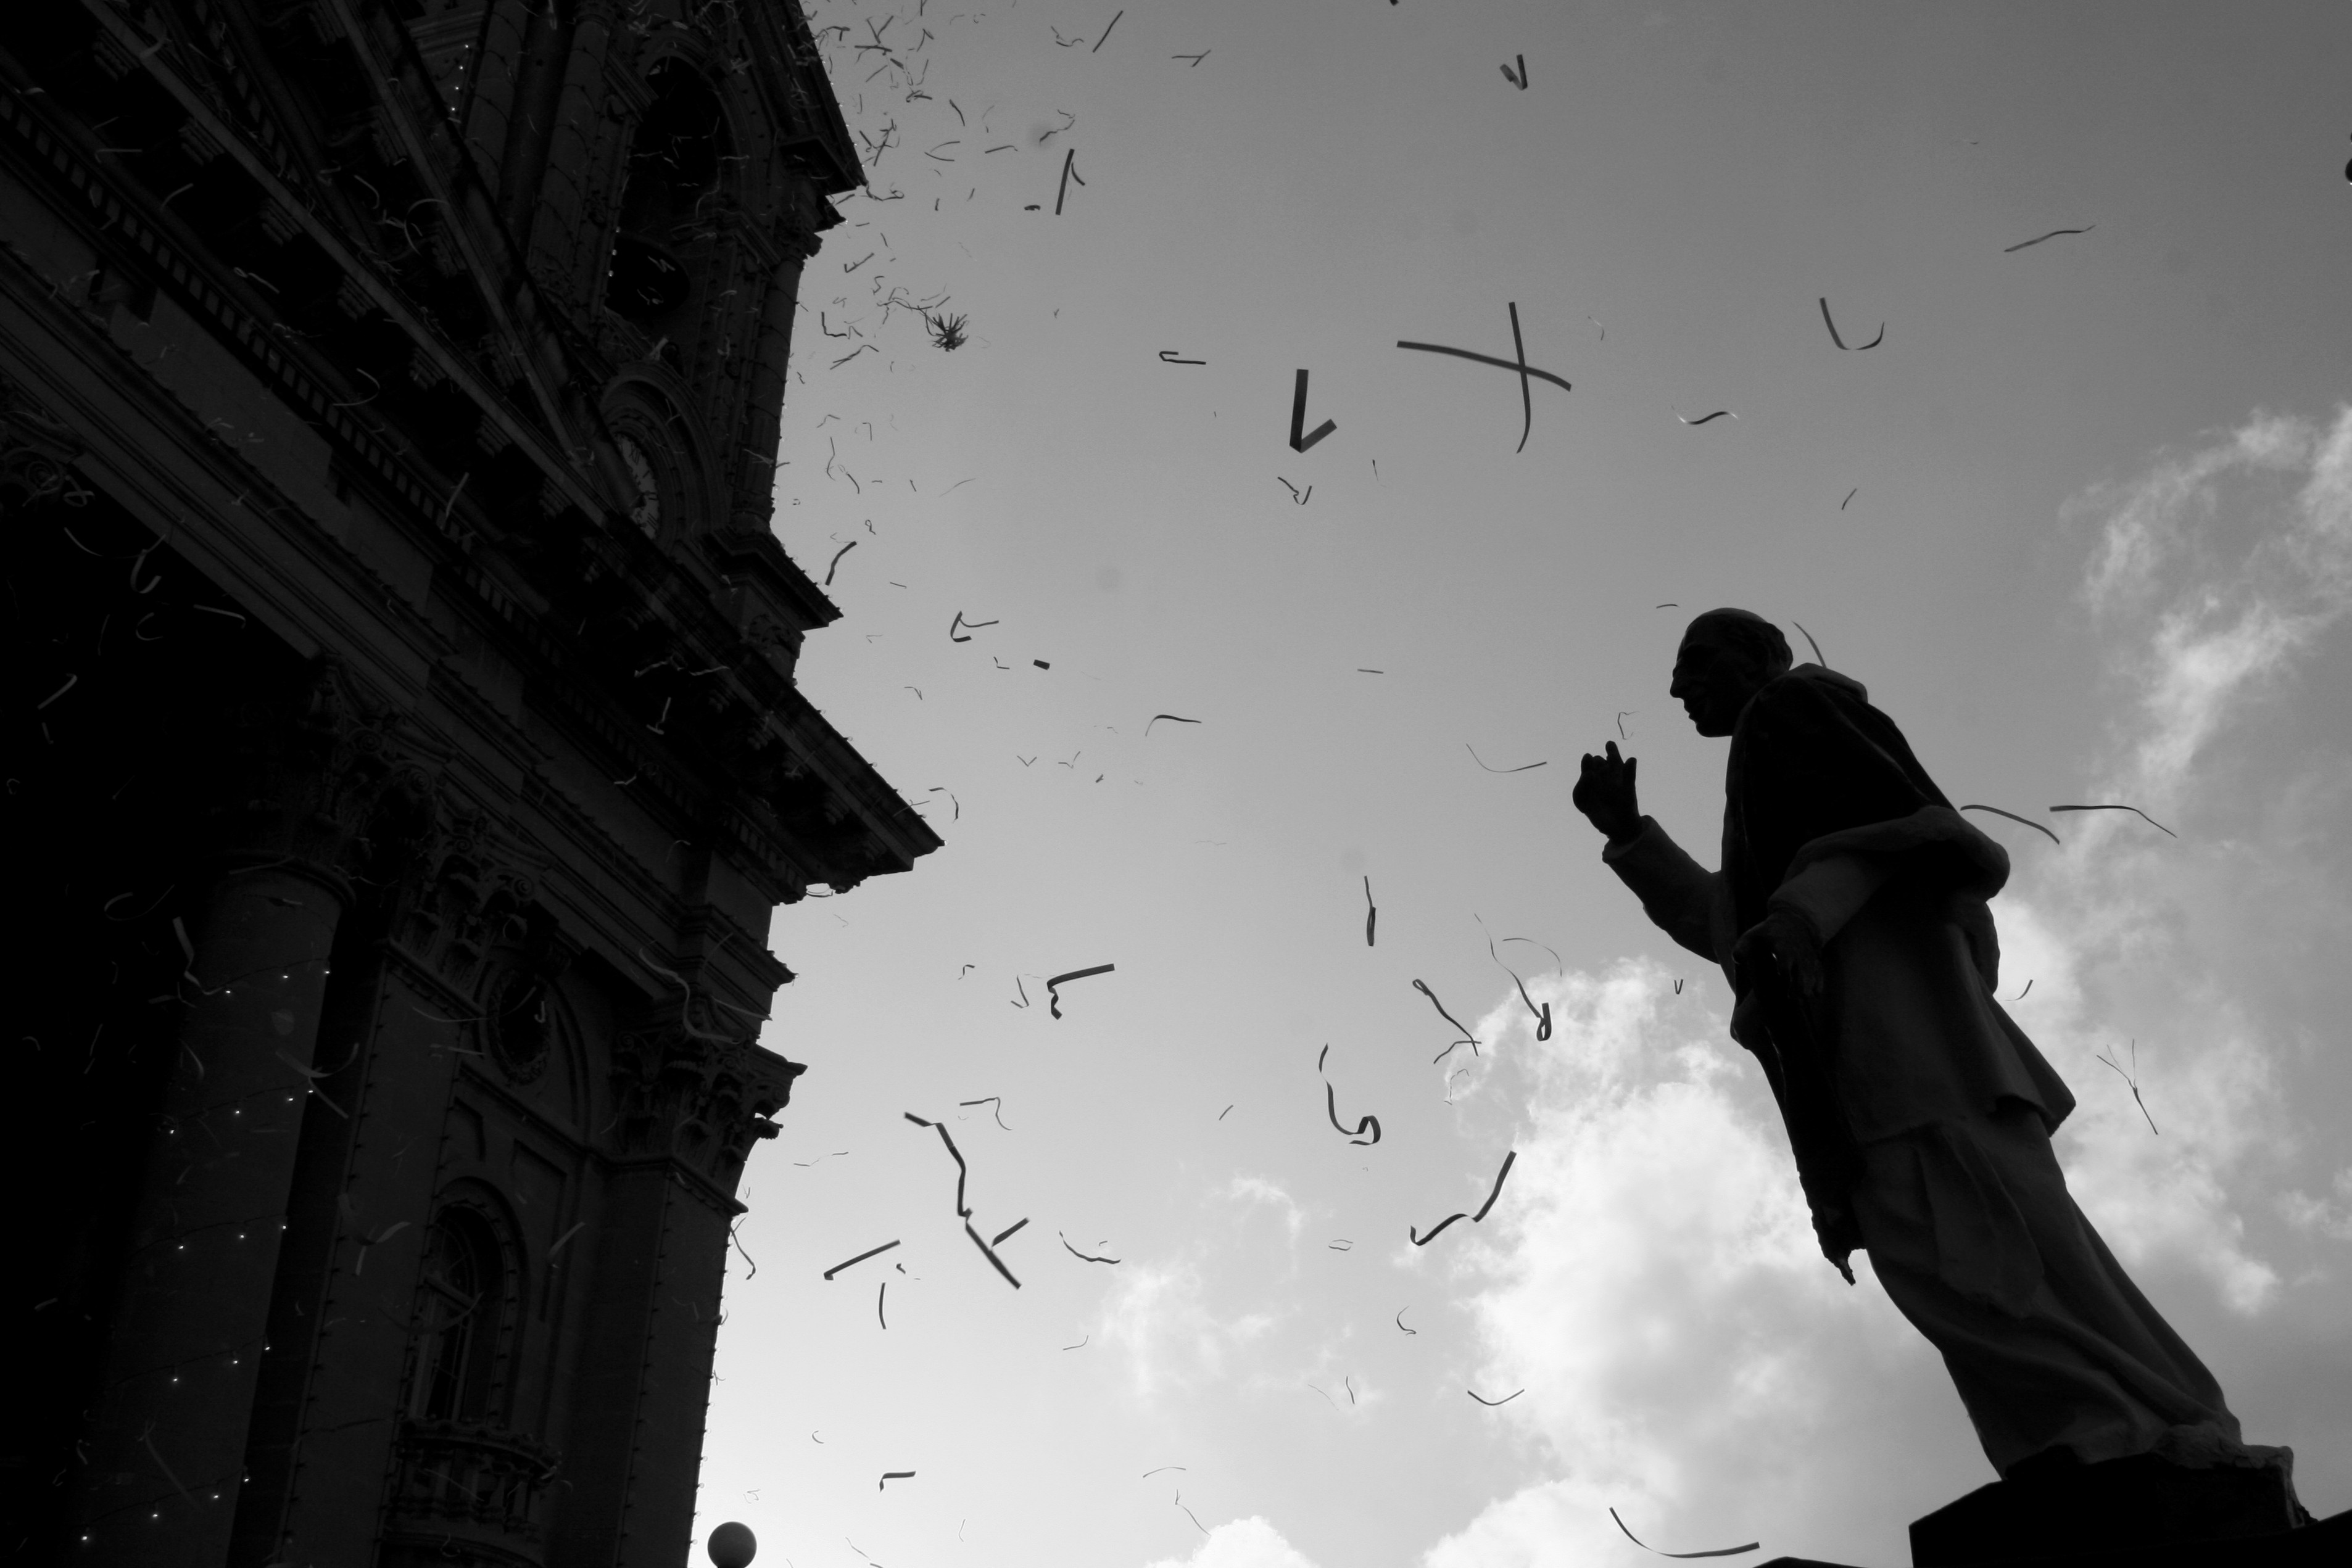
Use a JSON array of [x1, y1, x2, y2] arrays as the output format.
[[3, 4, 930, 1564]]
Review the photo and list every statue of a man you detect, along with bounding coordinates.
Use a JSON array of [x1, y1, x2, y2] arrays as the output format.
[[1573, 609, 2304, 1537]]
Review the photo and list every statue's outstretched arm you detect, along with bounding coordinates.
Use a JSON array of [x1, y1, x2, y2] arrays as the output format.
[[1601, 818, 1725, 964]]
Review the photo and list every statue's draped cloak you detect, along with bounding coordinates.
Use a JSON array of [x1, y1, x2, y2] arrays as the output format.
[[1721, 660, 1964, 938]]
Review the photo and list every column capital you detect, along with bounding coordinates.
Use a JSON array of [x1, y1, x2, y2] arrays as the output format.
[[609, 1004, 803, 1192]]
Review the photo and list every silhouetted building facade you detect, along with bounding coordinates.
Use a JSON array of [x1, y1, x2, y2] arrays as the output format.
[[3, 4, 931, 1565]]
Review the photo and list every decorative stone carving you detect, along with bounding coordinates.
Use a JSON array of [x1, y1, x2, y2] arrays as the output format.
[[737, 607, 801, 679], [608, 999, 802, 1188], [390, 801, 544, 994], [0, 365, 93, 514], [204, 654, 442, 888]]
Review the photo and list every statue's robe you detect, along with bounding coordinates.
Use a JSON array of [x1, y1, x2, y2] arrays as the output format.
[[1602, 663, 2256, 1478]]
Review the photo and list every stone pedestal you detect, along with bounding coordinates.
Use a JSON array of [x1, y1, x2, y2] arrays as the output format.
[[1752, 1500, 2347, 1567], [1910, 1451, 2306, 1566]]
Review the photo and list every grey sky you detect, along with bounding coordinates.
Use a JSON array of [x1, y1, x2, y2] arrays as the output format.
[[690, 4, 2351, 1566]]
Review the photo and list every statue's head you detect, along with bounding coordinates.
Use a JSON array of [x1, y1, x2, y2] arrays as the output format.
[[1671, 609, 1792, 736]]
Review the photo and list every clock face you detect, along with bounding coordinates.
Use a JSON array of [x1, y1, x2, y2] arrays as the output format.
[[486, 968, 553, 1084], [616, 434, 662, 536]]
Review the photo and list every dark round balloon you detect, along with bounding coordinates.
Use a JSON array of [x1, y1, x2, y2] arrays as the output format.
[[708, 1521, 756, 1568]]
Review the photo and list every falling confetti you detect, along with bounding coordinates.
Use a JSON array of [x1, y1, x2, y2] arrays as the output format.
[[1044, 963, 1115, 1018], [1059, 1232, 1121, 1265], [1289, 368, 1338, 452], [1465, 744, 1546, 773], [1818, 297, 1884, 350], [1396, 303, 1571, 453], [1410, 1150, 1517, 1245], [1412, 979, 1481, 1059], [963, 1220, 1022, 1287], [2049, 803, 2176, 837], [924, 310, 969, 351], [1609, 1508, 1761, 1559], [2003, 225, 2094, 253], [1318, 1045, 1382, 1145], [823, 1240, 902, 1280], [959, 1097, 1011, 1129], [1960, 804, 2062, 846], [2095, 1038, 2160, 1135]]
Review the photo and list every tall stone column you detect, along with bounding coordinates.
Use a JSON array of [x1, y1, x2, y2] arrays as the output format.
[[70, 659, 434, 1564]]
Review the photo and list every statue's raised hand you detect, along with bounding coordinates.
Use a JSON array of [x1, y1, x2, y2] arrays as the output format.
[[1573, 741, 1641, 843]]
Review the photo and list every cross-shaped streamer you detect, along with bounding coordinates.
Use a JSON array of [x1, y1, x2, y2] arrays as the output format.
[[1397, 303, 1572, 452]]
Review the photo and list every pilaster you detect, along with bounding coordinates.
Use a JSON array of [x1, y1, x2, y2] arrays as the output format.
[[547, 1011, 798, 1567]]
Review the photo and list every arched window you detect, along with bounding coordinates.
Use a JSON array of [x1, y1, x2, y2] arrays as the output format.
[[606, 64, 731, 336], [408, 1208, 505, 1421]]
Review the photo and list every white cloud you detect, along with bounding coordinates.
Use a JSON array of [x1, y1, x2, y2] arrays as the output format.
[[1128, 408, 2351, 1567], [1428, 961, 1958, 1568], [2280, 1170, 2352, 1244], [1989, 901, 2284, 1314], [1992, 404, 2352, 1314], [2072, 405, 2352, 790], [1141, 1516, 1323, 1568], [2074, 410, 2331, 622], [1226, 1175, 1307, 1244], [1098, 1260, 1251, 1399], [1096, 1180, 1312, 1399], [1430, 411, 2352, 1558]]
